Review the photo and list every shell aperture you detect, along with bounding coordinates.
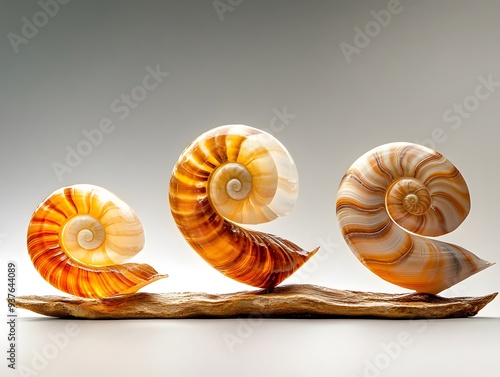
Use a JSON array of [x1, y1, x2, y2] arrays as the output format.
[[336, 142, 492, 294], [169, 125, 318, 289], [27, 184, 167, 298]]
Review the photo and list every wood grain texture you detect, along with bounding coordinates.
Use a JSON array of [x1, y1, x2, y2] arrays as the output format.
[[10, 284, 497, 319]]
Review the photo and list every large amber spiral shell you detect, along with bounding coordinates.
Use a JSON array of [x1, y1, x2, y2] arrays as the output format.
[[27, 184, 167, 298], [336, 142, 492, 294], [169, 125, 318, 289]]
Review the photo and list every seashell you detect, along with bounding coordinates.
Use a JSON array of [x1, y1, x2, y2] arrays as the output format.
[[169, 125, 318, 289], [336, 142, 493, 294], [27, 184, 167, 298]]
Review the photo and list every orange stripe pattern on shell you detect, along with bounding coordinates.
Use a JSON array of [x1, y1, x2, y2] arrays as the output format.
[[27, 184, 167, 298], [336, 142, 492, 294], [169, 125, 318, 289]]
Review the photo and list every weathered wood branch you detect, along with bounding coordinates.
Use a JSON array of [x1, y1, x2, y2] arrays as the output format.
[[10, 284, 497, 319]]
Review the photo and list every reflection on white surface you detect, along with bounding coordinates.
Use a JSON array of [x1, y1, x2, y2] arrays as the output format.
[[13, 317, 500, 377]]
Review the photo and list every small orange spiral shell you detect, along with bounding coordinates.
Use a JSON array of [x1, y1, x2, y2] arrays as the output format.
[[27, 184, 167, 298], [169, 125, 318, 289], [336, 142, 493, 294]]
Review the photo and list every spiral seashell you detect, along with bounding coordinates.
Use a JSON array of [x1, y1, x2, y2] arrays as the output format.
[[336, 142, 493, 294], [27, 184, 167, 298], [169, 125, 318, 289]]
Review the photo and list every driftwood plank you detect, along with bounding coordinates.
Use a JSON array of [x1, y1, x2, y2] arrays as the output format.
[[10, 284, 497, 319]]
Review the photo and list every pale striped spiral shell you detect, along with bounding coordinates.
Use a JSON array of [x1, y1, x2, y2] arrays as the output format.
[[27, 184, 167, 298], [169, 125, 318, 289], [336, 142, 492, 294]]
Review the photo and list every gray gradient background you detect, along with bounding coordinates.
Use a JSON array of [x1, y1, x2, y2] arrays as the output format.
[[1, 1, 499, 376]]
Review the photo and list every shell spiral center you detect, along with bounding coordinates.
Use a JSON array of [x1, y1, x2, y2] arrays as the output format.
[[61, 214, 106, 262], [209, 162, 256, 221], [218, 163, 253, 201], [386, 178, 431, 218]]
